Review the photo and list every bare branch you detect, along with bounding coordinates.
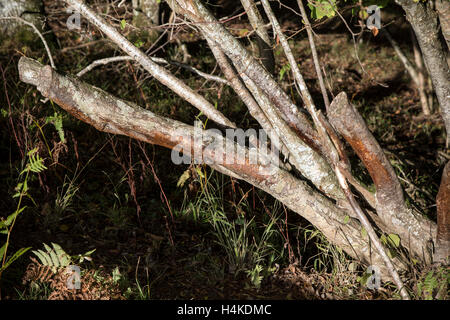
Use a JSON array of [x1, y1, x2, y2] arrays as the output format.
[[296, 0, 330, 108], [169, 0, 323, 154], [77, 56, 134, 77], [384, 29, 420, 87], [64, 0, 235, 128], [411, 29, 431, 115], [261, 0, 337, 164], [328, 92, 437, 262], [335, 165, 410, 300], [240, 0, 275, 74], [77, 55, 229, 85]]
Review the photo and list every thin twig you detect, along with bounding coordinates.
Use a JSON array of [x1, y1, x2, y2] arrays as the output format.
[[76, 55, 229, 85], [296, 0, 330, 108]]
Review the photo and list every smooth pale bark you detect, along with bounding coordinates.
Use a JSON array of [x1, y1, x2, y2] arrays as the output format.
[[19, 56, 406, 279], [328, 92, 437, 262]]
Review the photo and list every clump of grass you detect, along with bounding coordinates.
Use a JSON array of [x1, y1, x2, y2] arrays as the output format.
[[176, 167, 284, 288]]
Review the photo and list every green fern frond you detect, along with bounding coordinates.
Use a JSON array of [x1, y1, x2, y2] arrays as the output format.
[[32, 243, 72, 273], [21, 148, 47, 175]]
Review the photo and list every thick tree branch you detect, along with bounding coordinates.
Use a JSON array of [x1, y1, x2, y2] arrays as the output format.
[[328, 92, 437, 262], [168, 0, 324, 154], [76, 55, 230, 85], [168, 0, 350, 203], [19, 56, 408, 281]]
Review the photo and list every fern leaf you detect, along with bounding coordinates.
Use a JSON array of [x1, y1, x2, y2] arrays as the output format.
[[44, 243, 60, 268], [51, 243, 71, 266]]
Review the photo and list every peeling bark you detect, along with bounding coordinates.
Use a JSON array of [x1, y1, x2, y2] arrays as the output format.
[[435, 161, 450, 264], [328, 92, 436, 261]]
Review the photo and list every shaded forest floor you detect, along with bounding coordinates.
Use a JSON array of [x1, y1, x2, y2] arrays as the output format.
[[0, 1, 448, 300]]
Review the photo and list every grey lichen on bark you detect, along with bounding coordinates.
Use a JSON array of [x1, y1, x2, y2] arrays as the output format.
[[435, 0, 450, 51]]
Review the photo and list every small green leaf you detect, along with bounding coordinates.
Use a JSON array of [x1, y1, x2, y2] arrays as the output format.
[[120, 19, 126, 30], [134, 39, 144, 48], [307, 0, 336, 20], [387, 234, 400, 247], [279, 64, 291, 81], [0, 247, 31, 272], [343, 215, 350, 224], [361, 227, 367, 238], [0, 243, 6, 261], [177, 169, 190, 188], [46, 112, 65, 143], [0, 207, 26, 229]]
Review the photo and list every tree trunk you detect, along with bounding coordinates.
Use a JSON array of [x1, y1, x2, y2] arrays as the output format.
[[0, 0, 44, 35], [396, 0, 450, 146], [435, 0, 450, 51], [132, 0, 160, 41]]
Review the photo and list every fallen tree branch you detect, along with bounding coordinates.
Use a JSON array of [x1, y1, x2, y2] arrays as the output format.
[[18, 56, 403, 281]]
